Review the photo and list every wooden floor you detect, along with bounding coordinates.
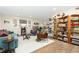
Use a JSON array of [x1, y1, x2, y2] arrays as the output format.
[[33, 40, 79, 53]]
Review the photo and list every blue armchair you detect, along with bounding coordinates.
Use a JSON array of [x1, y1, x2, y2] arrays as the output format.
[[0, 33, 18, 50]]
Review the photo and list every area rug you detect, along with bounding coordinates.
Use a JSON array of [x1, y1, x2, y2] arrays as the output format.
[[15, 36, 54, 53]]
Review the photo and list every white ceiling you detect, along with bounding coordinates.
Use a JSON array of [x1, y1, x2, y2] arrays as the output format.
[[0, 6, 76, 19]]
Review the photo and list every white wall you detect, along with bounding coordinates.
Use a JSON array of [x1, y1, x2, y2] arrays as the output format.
[[52, 8, 79, 17], [0, 16, 4, 30], [0, 16, 46, 35], [64, 8, 79, 15], [0, 16, 20, 34]]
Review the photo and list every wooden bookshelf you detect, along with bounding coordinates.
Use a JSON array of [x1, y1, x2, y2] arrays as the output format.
[[53, 16, 59, 39], [53, 14, 79, 45]]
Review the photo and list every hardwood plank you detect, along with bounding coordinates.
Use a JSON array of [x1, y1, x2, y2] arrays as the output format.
[[33, 40, 79, 53]]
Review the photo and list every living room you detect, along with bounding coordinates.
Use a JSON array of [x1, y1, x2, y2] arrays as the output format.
[[0, 6, 79, 53]]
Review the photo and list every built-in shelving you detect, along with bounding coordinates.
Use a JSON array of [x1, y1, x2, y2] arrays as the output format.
[[53, 14, 79, 46]]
